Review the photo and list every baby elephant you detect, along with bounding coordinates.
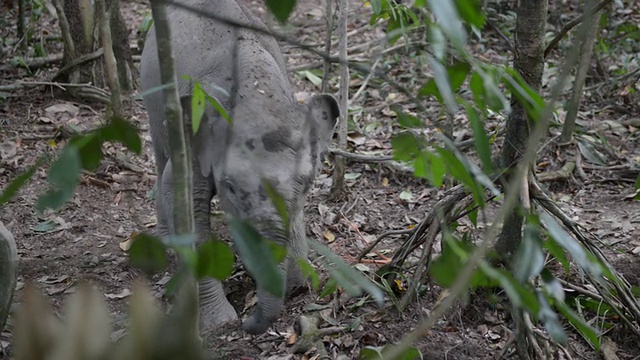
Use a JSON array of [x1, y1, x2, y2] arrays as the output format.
[[140, 0, 339, 334]]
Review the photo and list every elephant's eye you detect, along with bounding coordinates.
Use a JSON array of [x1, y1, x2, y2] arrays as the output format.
[[224, 180, 236, 195]]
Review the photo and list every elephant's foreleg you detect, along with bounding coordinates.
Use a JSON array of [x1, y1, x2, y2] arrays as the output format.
[[192, 170, 238, 330]]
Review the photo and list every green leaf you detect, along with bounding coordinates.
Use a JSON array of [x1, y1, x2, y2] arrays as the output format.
[[298, 258, 320, 291], [363, 345, 423, 360], [309, 239, 384, 306], [299, 70, 323, 87], [423, 56, 458, 114], [32, 219, 57, 232], [426, 0, 467, 48], [543, 236, 570, 272], [502, 68, 544, 121], [513, 222, 545, 283], [129, 233, 169, 275], [262, 179, 289, 232], [393, 107, 423, 128], [99, 116, 142, 154], [36, 146, 82, 212], [319, 278, 338, 299], [466, 104, 493, 173], [541, 213, 601, 277], [205, 94, 232, 124], [555, 299, 600, 349], [454, 0, 485, 28], [370, 0, 383, 15], [135, 82, 175, 100], [538, 293, 567, 345], [436, 147, 486, 207], [0, 157, 43, 206], [70, 134, 103, 171], [391, 132, 423, 162], [191, 83, 206, 134], [265, 0, 296, 22], [197, 240, 235, 280], [480, 264, 540, 313], [230, 219, 284, 298], [541, 270, 565, 302]]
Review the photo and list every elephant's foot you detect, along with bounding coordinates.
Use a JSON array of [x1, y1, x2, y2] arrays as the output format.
[[198, 278, 238, 332], [242, 288, 284, 335], [242, 307, 275, 335]]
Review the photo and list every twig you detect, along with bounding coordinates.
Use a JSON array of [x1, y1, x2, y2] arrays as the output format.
[[351, 57, 380, 103], [544, 0, 614, 58], [357, 229, 413, 261]]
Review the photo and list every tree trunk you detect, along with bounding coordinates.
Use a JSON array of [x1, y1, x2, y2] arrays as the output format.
[[495, 0, 548, 258], [329, 0, 349, 200], [52, 0, 133, 103]]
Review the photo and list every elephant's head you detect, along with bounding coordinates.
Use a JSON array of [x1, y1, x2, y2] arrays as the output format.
[[190, 93, 340, 334]]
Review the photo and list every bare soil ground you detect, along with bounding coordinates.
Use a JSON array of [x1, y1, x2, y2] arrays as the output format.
[[1, 0, 639, 359]]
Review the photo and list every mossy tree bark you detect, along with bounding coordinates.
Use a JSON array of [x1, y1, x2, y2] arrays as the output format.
[[495, 0, 548, 259]]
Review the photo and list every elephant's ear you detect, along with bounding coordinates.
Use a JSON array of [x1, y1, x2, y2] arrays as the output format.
[[180, 96, 216, 178], [304, 94, 340, 165]]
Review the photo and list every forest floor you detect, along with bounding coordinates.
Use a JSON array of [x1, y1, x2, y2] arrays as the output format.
[[1, 0, 639, 359]]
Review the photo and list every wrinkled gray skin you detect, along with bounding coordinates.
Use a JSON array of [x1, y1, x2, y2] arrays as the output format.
[[140, 0, 339, 335]]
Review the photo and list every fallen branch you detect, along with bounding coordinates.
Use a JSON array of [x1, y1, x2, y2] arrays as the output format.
[[0, 53, 63, 72], [536, 160, 576, 182]]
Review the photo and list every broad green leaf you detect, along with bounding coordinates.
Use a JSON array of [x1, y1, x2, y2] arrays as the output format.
[[129, 233, 169, 275], [480, 264, 540, 313], [502, 68, 544, 121], [555, 299, 600, 349], [98, 116, 142, 153], [70, 134, 102, 171], [298, 258, 320, 291], [138, 12, 153, 35], [299, 70, 323, 87], [428, 23, 446, 61], [262, 179, 289, 232], [538, 293, 567, 345], [191, 83, 206, 134], [425, 56, 458, 114], [205, 95, 232, 124], [541, 213, 601, 277], [266, 0, 296, 22], [230, 219, 284, 298], [393, 107, 423, 128], [427, 0, 467, 48], [0, 157, 43, 206], [454, 0, 485, 28], [430, 234, 495, 289], [466, 104, 493, 173], [32, 219, 57, 232], [319, 278, 338, 299], [309, 239, 384, 306], [413, 151, 444, 187], [391, 132, 423, 162], [513, 222, 545, 283], [436, 148, 486, 207], [197, 240, 235, 280], [541, 270, 565, 302], [36, 146, 82, 212], [543, 236, 570, 272], [367, 345, 423, 360], [368, 0, 385, 15]]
